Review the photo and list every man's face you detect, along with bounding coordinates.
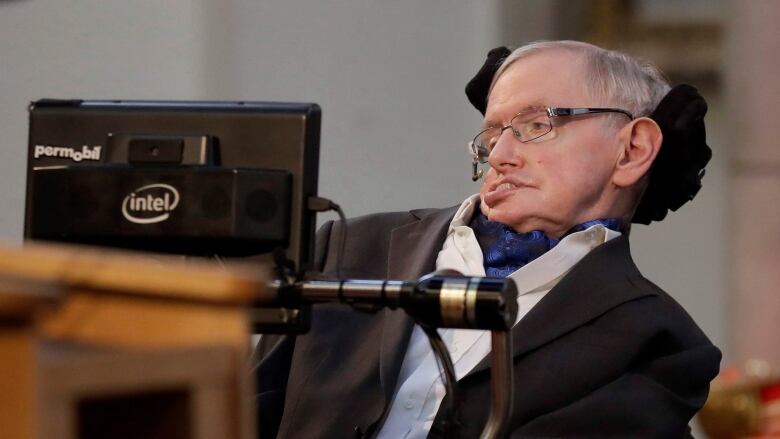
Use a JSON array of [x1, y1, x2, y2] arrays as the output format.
[[479, 50, 623, 237]]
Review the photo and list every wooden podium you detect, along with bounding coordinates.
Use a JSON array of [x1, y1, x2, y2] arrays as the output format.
[[0, 243, 268, 439]]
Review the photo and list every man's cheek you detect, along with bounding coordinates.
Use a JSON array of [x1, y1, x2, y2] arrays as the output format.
[[478, 177, 490, 196], [482, 168, 499, 186]]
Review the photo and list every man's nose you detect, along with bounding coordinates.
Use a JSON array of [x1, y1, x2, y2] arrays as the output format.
[[488, 129, 524, 170]]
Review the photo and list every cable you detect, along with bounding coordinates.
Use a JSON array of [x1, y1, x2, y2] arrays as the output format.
[[307, 196, 347, 280], [330, 201, 346, 280], [420, 324, 459, 438]]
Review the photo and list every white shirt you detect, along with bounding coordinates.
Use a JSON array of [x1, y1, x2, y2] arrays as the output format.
[[376, 194, 621, 439]]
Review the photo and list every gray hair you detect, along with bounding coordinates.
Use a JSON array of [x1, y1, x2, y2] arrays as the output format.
[[491, 40, 671, 118]]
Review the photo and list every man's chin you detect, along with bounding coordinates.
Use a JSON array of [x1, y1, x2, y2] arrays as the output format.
[[483, 208, 523, 228], [481, 208, 559, 235]]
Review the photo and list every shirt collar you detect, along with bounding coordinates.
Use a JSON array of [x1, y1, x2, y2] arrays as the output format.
[[443, 194, 622, 295], [448, 194, 480, 231], [509, 221, 620, 295]]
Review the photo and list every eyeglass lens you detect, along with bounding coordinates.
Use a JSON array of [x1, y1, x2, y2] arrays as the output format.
[[471, 111, 553, 163]]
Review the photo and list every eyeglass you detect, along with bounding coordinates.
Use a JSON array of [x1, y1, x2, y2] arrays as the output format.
[[467, 106, 633, 181]]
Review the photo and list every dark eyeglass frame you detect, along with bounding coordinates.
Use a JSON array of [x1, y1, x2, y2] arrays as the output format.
[[468, 107, 634, 168]]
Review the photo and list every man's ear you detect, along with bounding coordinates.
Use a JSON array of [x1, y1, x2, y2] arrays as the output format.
[[613, 117, 663, 188]]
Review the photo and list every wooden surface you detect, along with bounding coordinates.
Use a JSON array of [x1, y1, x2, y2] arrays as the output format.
[[0, 276, 60, 321], [0, 327, 38, 439], [37, 345, 245, 439], [40, 292, 251, 351], [0, 242, 263, 439], [0, 242, 269, 305], [0, 242, 270, 352]]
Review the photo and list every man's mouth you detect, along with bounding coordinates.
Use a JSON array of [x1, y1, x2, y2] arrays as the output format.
[[494, 182, 517, 192], [487, 177, 531, 194], [483, 179, 530, 207]]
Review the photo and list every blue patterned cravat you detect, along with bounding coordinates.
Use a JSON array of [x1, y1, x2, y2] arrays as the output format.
[[469, 209, 622, 277]]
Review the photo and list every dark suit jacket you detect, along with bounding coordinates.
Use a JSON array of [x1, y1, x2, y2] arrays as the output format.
[[254, 206, 721, 438]]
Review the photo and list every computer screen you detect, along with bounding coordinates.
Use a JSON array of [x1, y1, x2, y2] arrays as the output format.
[[24, 99, 320, 272]]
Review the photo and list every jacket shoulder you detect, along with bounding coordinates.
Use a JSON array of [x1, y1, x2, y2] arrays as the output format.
[[589, 238, 718, 354], [314, 206, 457, 277], [343, 205, 454, 230], [570, 236, 717, 349], [627, 269, 716, 349]]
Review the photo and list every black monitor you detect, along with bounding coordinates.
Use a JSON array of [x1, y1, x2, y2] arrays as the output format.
[[24, 99, 321, 273]]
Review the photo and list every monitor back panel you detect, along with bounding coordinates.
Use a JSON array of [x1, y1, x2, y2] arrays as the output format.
[[25, 100, 320, 270]]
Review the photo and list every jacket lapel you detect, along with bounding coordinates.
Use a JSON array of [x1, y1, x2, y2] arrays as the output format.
[[387, 206, 459, 279], [375, 206, 458, 402], [468, 235, 656, 375]]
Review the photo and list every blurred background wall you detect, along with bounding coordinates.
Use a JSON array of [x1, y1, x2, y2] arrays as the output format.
[[1, 0, 778, 390]]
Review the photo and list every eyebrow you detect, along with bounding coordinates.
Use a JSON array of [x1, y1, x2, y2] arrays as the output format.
[[482, 103, 547, 128]]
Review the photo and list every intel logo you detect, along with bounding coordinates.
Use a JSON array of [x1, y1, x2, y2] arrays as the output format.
[[121, 183, 180, 224]]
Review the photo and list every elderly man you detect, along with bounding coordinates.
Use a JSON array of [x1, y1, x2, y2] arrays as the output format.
[[255, 40, 720, 438]]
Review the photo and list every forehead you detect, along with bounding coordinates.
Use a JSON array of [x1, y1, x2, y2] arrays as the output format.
[[486, 50, 591, 120]]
